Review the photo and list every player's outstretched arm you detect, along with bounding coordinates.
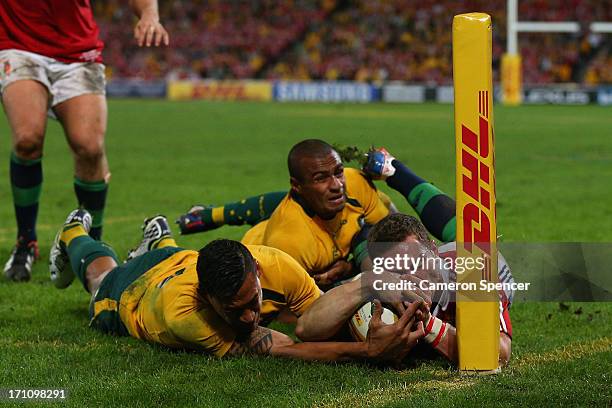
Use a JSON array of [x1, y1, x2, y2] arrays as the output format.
[[230, 301, 425, 363], [129, 0, 169, 47], [295, 277, 364, 341], [296, 273, 430, 342]]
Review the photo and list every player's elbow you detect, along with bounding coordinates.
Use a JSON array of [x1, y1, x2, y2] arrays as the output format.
[[295, 316, 321, 342], [294, 318, 310, 342], [294, 321, 306, 341]]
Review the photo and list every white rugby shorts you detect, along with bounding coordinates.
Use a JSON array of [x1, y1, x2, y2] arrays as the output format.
[[0, 49, 106, 109]]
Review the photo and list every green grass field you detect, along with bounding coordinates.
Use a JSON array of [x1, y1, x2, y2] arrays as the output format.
[[0, 101, 610, 407]]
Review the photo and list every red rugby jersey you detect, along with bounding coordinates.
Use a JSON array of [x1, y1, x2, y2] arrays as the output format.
[[435, 242, 513, 338], [0, 0, 104, 63]]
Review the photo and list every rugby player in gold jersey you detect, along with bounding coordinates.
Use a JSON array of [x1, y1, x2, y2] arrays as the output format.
[[49, 209, 425, 362]]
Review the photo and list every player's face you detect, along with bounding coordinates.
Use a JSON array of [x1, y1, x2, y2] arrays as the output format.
[[377, 235, 439, 274], [398, 235, 441, 281], [292, 151, 346, 220], [212, 262, 263, 338]]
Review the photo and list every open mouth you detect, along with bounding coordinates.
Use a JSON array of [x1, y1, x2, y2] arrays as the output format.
[[328, 195, 346, 206]]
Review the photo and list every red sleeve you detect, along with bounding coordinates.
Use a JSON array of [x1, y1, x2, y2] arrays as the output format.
[[499, 300, 512, 339]]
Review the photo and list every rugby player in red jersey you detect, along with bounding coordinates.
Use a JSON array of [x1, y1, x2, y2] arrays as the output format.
[[0, 0, 169, 281], [296, 213, 513, 366]]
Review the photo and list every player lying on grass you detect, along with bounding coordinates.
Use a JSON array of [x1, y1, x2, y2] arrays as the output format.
[[295, 213, 513, 366], [177, 140, 456, 286], [49, 209, 425, 362]]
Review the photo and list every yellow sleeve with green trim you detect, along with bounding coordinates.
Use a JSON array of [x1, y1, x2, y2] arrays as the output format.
[[276, 249, 321, 315], [249, 245, 321, 318]]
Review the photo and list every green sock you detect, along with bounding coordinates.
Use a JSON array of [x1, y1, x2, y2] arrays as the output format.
[[62, 224, 118, 292], [407, 183, 456, 242], [74, 178, 108, 240], [10, 152, 43, 242], [203, 191, 287, 227], [386, 160, 456, 242]]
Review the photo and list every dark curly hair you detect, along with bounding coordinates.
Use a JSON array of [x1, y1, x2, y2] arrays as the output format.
[[197, 239, 256, 301]]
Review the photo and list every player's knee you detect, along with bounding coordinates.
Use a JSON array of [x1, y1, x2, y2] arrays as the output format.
[[85, 269, 107, 294], [13, 129, 44, 160], [74, 140, 106, 166], [85, 260, 114, 293]]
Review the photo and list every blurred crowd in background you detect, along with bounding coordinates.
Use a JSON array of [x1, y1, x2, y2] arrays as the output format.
[[96, 0, 611, 84]]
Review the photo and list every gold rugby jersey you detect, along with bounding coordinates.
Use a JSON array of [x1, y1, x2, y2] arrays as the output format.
[[118, 245, 320, 357], [242, 168, 389, 274]]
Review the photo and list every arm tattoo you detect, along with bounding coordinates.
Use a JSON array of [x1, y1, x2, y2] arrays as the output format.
[[228, 341, 248, 356], [250, 326, 273, 355], [228, 327, 274, 356]]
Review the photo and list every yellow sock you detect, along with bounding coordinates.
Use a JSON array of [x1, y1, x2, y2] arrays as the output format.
[[153, 237, 177, 249], [61, 224, 89, 247]]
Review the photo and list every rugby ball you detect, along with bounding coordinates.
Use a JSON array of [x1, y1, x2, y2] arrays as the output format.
[[349, 302, 398, 342]]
